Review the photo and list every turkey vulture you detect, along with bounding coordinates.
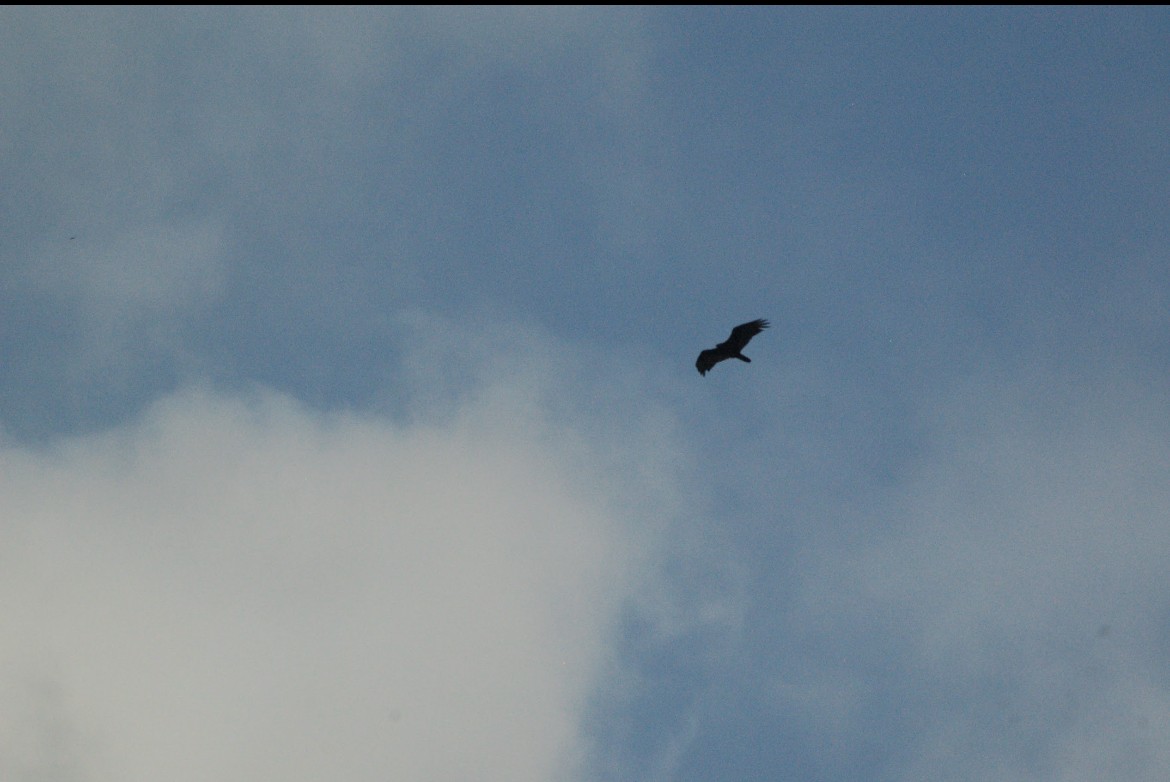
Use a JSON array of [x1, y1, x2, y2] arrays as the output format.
[[696, 319, 769, 376]]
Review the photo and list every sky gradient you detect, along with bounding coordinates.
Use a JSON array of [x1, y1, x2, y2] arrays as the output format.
[[3, 7, 1170, 781]]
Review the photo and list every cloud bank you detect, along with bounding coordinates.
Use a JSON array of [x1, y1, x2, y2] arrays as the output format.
[[0, 335, 697, 781]]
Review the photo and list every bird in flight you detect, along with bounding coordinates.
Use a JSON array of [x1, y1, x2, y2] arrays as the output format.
[[696, 318, 769, 376]]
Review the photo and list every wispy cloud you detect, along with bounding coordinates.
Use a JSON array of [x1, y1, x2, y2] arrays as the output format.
[[787, 372, 1170, 779]]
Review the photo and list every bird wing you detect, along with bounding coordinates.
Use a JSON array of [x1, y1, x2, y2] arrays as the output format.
[[696, 349, 721, 376], [723, 319, 769, 351]]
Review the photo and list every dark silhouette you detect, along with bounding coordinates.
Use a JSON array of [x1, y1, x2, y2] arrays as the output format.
[[696, 319, 769, 376]]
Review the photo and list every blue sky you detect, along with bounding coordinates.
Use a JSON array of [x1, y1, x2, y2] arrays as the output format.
[[3, 7, 1170, 781]]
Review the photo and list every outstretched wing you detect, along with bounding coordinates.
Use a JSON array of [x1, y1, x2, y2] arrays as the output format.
[[695, 348, 721, 376], [723, 319, 769, 352]]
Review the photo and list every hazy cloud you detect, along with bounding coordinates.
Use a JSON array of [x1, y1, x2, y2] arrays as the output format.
[[4, 8, 1169, 782], [0, 340, 702, 781], [789, 373, 1170, 780]]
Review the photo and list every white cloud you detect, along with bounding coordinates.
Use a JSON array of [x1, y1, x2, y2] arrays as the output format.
[[0, 359, 692, 781]]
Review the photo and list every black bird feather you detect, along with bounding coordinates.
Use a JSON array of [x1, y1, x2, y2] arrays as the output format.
[[696, 319, 769, 376]]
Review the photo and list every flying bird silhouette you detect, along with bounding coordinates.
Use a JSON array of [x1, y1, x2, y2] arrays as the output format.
[[696, 319, 769, 376]]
